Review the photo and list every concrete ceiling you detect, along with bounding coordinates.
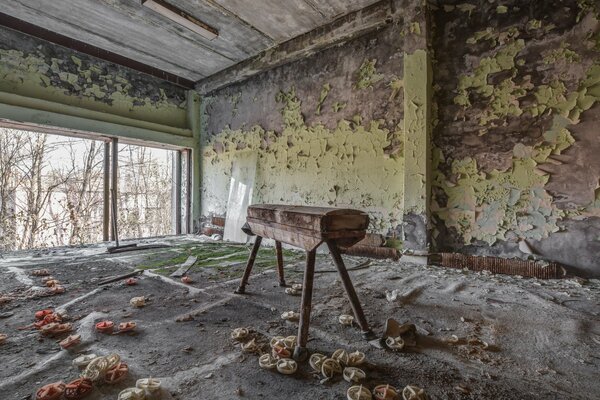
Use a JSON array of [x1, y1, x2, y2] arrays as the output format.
[[2, 0, 380, 82]]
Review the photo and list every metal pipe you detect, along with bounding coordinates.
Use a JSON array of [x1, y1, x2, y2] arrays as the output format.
[[102, 141, 110, 242]]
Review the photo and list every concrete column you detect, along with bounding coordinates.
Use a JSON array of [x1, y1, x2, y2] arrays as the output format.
[[401, 11, 432, 253], [186, 91, 202, 233]]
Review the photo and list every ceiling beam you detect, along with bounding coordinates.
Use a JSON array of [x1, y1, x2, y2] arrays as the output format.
[[195, 0, 398, 95], [0, 11, 196, 89]]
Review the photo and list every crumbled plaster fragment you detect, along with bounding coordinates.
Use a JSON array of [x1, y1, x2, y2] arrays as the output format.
[[530, 65, 600, 123]]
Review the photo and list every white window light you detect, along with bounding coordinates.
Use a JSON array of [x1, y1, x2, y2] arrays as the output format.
[[142, 0, 218, 41]]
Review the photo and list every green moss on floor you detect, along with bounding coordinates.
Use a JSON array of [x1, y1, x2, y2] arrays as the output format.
[[137, 242, 305, 277]]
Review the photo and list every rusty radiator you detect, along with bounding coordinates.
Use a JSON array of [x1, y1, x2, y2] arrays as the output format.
[[438, 253, 565, 279], [341, 245, 400, 260]]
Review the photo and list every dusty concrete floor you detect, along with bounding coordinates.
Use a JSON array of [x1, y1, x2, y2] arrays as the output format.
[[0, 236, 599, 400]]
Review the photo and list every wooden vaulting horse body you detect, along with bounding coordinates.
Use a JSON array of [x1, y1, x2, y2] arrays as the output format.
[[235, 204, 374, 360]]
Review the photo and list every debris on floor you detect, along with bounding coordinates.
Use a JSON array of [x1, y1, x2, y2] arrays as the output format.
[[0, 237, 598, 399]]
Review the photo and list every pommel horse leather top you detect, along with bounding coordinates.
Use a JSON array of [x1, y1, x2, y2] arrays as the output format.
[[236, 204, 374, 361]]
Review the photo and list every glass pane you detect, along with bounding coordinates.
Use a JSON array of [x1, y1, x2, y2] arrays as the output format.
[[0, 128, 104, 250], [117, 143, 174, 240]]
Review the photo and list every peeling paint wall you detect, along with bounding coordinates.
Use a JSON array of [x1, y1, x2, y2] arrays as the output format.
[[432, 0, 600, 276], [0, 27, 187, 129], [201, 22, 412, 234]]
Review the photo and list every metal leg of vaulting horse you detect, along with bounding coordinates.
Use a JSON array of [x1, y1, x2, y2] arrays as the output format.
[[293, 249, 316, 361], [275, 241, 286, 287], [326, 240, 374, 339], [234, 236, 263, 294]]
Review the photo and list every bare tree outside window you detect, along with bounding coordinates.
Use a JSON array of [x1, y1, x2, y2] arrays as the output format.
[[0, 128, 175, 251], [117, 143, 173, 240]]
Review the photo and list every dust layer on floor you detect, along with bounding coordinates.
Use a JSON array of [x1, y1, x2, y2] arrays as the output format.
[[0, 236, 599, 399]]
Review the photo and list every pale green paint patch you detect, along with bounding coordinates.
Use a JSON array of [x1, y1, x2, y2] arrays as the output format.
[[577, 0, 599, 22], [466, 28, 498, 45], [410, 22, 421, 35], [543, 42, 581, 65], [202, 88, 405, 233], [479, 77, 530, 125], [527, 19, 543, 30], [455, 36, 525, 107], [455, 29, 530, 126], [530, 65, 600, 123], [403, 50, 431, 216], [436, 61, 600, 244], [496, 5, 508, 14], [332, 101, 347, 112], [389, 77, 404, 101], [355, 59, 384, 90], [316, 83, 331, 115], [433, 117, 571, 244]]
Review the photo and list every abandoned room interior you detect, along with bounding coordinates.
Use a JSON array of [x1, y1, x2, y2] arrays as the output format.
[[0, 0, 599, 399]]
